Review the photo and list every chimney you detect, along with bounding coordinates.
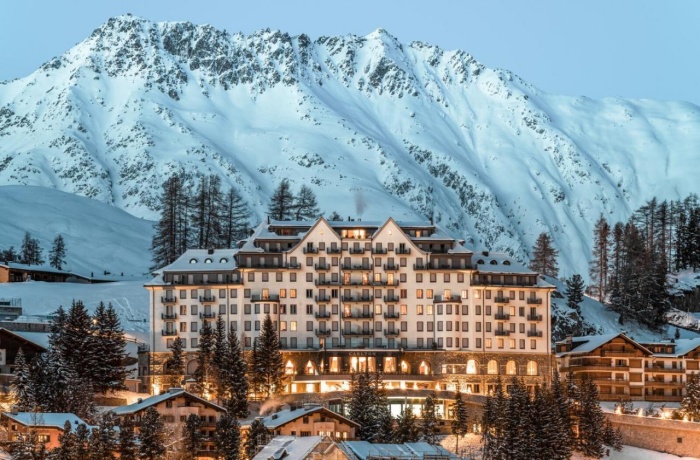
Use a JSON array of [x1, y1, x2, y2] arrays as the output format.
[[267, 215, 270, 224], [482, 251, 489, 256], [208, 248, 214, 255]]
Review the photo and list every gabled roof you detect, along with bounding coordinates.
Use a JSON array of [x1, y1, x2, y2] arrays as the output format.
[[253, 436, 331, 460], [110, 388, 225, 416], [2, 412, 91, 430], [0, 328, 50, 351], [249, 405, 359, 430], [0, 262, 70, 275], [154, 249, 239, 274], [640, 338, 700, 358], [556, 333, 652, 357]]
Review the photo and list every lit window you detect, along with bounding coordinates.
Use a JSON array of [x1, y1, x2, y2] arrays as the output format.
[[506, 361, 517, 375], [527, 361, 538, 376], [467, 360, 478, 375], [487, 360, 498, 375]]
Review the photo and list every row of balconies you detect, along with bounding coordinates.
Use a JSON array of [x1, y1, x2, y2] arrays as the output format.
[[314, 329, 400, 337]]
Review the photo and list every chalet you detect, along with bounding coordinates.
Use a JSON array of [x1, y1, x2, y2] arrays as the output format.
[[247, 404, 359, 440], [0, 412, 92, 450], [340, 441, 460, 460], [253, 436, 349, 460], [0, 328, 49, 391]]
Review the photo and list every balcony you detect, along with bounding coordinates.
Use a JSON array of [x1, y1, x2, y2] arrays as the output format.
[[162, 330, 178, 337], [646, 367, 685, 374], [349, 248, 366, 254], [372, 248, 388, 254], [315, 295, 332, 303], [433, 295, 462, 303], [315, 263, 331, 271], [161, 296, 177, 304], [199, 312, 217, 319], [527, 314, 543, 321], [315, 279, 341, 286], [341, 295, 373, 303], [341, 264, 373, 271], [342, 329, 374, 337], [645, 395, 682, 402], [413, 264, 428, 270], [251, 294, 280, 302], [383, 295, 400, 303], [314, 311, 331, 319], [494, 330, 510, 336], [527, 330, 543, 337], [342, 311, 374, 319], [494, 297, 510, 303], [494, 313, 510, 320], [384, 329, 400, 337], [395, 248, 411, 254], [372, 280, 399, 287], [383, 312, 400, 319], [315, 329, 331, 337], [161, 312, 178, 320], [526, 298, 542, 305], [199, 295, 216, 303], [383, 264, 399, 271], [303, 247, 319, 254], [286, 262, 302, 269], [601, 350, 643, 357], [326, 247, 341, 254]]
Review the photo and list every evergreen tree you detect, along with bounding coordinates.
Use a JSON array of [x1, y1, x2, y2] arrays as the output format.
[[20, 232, 44, 266], [393, 407, 420, 443], [565, 274, 585, 315], [328, 211, 343, 221], [182, 414, 203, 460], [194, 319, 215, 395], [481, 378, 507, 460], [268, 179, 295, 221], [256, 315, 284, 398], [53, 421, 77, 460], [589, 215, 611, 302], [451, 390, 469, 454], [575, 377, 606, 458], [222, 331, 249, 418], [92, 302, 128, 394], [12, 348, 33, 411], [48, 235, 67, 271], [347, 371, 378, 441], [245, 418, 268, 460], [88, 412, 118, 460], [681, 373, 700, 422], [2, 245, 18, 262], [220, 187, 251, 248], [294, 185, 320, 220], [212, 315, 228, 399], [550, 370, 574, 459], [371, 371, 394, 443], [602, 420, 623, 454], [74, 423, 90, 460], [503, 378, 531, 460], [215, 411, 241, 460], [420, 392, 440, 445], [529, 232, 559, 277], [117, 417, 137, 460], [11, 428, 47, 460], [191, 175, 225, 249], [167, 337, 185, 388], [151, 174, 190, 270], [137, 408, 166, 460]]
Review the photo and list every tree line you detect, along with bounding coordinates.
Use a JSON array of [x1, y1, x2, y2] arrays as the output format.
[[1, 232, 67, 270]]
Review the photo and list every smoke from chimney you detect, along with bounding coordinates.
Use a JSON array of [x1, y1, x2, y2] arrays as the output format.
[[355, 190, 366, 218]]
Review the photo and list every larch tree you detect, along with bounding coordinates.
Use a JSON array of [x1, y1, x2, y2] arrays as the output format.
[[167, 337, 185, 388], [529, 232, 559, 278], [118, 416, 137, 460], [220, 186, 251, 247], [92, 302, 128, 394], [20, 232, 44, 266], [268, 179, 295, 221], [150, 174, 189, 270], [222, 331, 249, 418], [589, 215, 611, 302], [49, 235, 67, 271], [212, 315, 228, 399], [294, 185, 320, 220]]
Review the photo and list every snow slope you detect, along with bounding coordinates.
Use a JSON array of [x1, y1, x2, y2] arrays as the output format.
[[0, 185, 153, 276], [1, 15, 699, 277]]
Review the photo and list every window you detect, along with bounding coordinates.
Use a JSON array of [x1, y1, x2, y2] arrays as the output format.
[[467, 360, 478, 375], [290, 304, 297, 314], [255, 321, 260, 331], [180, 322, 187, 332], [191, 338, 198, 348], [37, 435, 50, 443], [400, 304, 407, 315], [416, 273, 423, 282], [444, 273, 450, 282], [426, 289, 433, 299], [416, 305, 423, 315], [417, 322, 424, 332], [427, 322, 434, 332], [530, 339, 537, 349], [416, 289, 424, 299], [426, 305, 433, 315], [291, 321, 297, 331], [244, 321, 251, 331], [248, 273, 255, 282], [506, 361, 517, 375], [462, 321, 468, 331], [262, 272, 269, 282], [180, 305, 187, 315], [191, 289, 198, 299], [306, 304, 313, 314], [485, 338, 492, 348], [231, 321, 237, 331], [487, 360, 498, 375], [290, 289, 297, 298], [430, 273, 437, 283], [307, 321, 313, 331], [527, 361, 538, 375], [306, 273, 313, 282], [277, 272, 283, 282], [191, 322, 198, 332]]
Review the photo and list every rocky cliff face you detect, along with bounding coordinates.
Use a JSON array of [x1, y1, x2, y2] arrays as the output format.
[[1, 15, 699, 275]]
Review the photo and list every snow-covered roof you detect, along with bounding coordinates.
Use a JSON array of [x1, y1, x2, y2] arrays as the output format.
[[341, 441, 459, 460], [472, 252, 537, 275], [556, 333, 653, 357], [0, 328, 50, 350], [2, 412, 91, 429], [248, 405, 359, 430], [253, 436, 328, 460], [0, 262, 71, 275], [110, 388, 224, 416], [640, 338, 700, 357], [155, 249, 239, 273]]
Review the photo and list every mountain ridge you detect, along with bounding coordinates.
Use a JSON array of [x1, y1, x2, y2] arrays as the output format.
[[1, 15, 699, 277]]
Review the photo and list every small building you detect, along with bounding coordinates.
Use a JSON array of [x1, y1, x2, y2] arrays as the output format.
[[111, 388, 226, 459], [248, 404, 359, 440], [0, 412, 92, 450], [0, 262, 75, 283], [340, 441, 460, 460], [253, 436, 349, 460], [0, 328, 49, 391]]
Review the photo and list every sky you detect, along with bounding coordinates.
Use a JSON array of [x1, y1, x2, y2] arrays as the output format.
[[1, 0, 699, 104]]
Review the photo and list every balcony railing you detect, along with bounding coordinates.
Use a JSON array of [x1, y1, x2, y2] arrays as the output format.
[[372, 248, 388, 254], [199, 296, 216, 303], [395, 248, 411, 254], [251, 294, 280, 302], [494, 297, 510, 303], [341, 264, 373, 271], [383, 264, 399, 271], [494, 330, 510, 336], [383, 312, 400, 319], [315, 279, 340, 286], [494, 313, 510, 320], [413, 264, 428, 270], [161, 313, 178, 320], [372, 280, 400, 287], [315, 295, 332, 303], [342, 330, 374, 336], [527, 314, 543, 321], [433, 295, 462, 303], [162, 330, 178, 336], [383, 295, 400, 303], [342, 312, 374, 319], [286, 262, 302, 269], [341, 295, 373, 303], [199, 312, 217, 319], [326, 247, 341, 254], [303, 247, 319, 254], [384, 329, 400, 337], [349, 248, 366, 254], [527, 330, 543, 337], [315, 263, 331, 271], [161, 296, 177, 304], [526, 298, 542, 304], [314, 311, 331, 319], [315, 329, 331, 337]]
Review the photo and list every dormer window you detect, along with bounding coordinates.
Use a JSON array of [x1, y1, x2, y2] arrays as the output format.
[[503, 260, 511, 265], [490, 260, 498, 265], [204, 258, 213, 264], [189, 258, 198, 264], [476, 259, 484, 265], [219, 258, 228, 263]]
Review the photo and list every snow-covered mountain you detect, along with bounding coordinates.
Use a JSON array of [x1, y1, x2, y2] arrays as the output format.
[[1, 15, 699, 277]]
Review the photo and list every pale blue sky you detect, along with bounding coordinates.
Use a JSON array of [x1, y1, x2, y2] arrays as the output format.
[[2, 0, 699, 104]]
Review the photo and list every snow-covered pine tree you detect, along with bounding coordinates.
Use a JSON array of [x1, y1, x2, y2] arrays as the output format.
[[589, 215, 611, 302], [20, 232, 44, 266], [328, 211, 343, 221], [503, 377, 531, 460], [181, 414, 203, 460], [167, 337, 185, 388], [2, 245, 18, 262], [212, 315, 228, 399], [11, 348, 33, 411], [550, 370, 574, 459], [245, 418, 269, 460], [529, 232, 559, 278], [74, 423, 90, 459], [393, 407, 420, 443], [294, 185, 320, 220], [681, 373, 700, 422], [215, 412, 241, 460], [575, 377, 606, 458], [420, 391, 440, 445], [48, 235, 66, 271], [54, 421, 77, 460], [88, 412, 118, 460], [92, 302, 128, 394], [268, 178, 295, 221], [223, 330, 249, 418], [451, 390, 469, 454], [60, 300, 97, 385], [371, 371, 394, 443], [220, 186, 251, 248], [118, 416, 137, 460], [347, 371, 377, 441], [194, 319, 214, 395], [11, 429, 47, 460], [257, 314, 284, 398], [602, 419, 622, 453], [137, 407, 166, 460], [565, 275, 585, 315]]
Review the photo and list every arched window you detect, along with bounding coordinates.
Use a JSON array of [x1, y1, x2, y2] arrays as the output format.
[[189, 258, 198, 264], [305, 361, 316, 375], [219, 258, 228, 263], [476, 259, 484, 265], [400, 360, 410, 374], [487, 360, 499, 375], [489, 260, 498, 265], [506, 361, 517, 375], [186, 360, 198, 375], [527, 361, 538, 376], [503, 260, 511, 265], [419, 361, 431, 375], [204, 258, 212, 264], [467, 359, 478, 375], [285, 360, 296, 375]]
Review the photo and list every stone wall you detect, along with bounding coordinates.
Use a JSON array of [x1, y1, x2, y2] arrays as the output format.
[[606, 413, 700, 458]]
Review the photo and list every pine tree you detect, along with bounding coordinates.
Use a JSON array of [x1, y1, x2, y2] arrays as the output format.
[[268, 179, 295, 221], [92, 302, 128, 394], [451, 390, 469, 454], [681, 373, 700, 422], [212, 315, 228, 399], [420, 391, 440, 445], [220, 186, 251, 247], [294, 185, 320, 220], [20, 232, 44, 266], [481, 378, 507, 460], [138, 407, 166, 460], [191, 175, 225, 249], [328, 211, 343, 221], [167, 337, 185, 388], [347, 371, 377, 441], [2, 245, 18, 262], [589, 215, 611, 302], [74, 423, 90, 459], [48, 235, 67, 271], [215, 411, 241, 460], [245, 418, 268, 460], [371, 371, 394, 443], [529, 232, 559, 277], [11, 428, 47, 460], [53, 421, 77, 460], [151, 174, 190, 270], [222, 331, 249, 418], [602, 420, 622, 453], [194, 319, 215, 395], [503, 378, 531, 460], [117, 417, 137, 460], [550, 370, 574, 459], [12, 348, 34, 411], [575, 377, 606, 458], [393, 406, 420, 443], [88, 412, 118, 460], [182, 414, 203, 460], [256, 315, 284, 398]]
